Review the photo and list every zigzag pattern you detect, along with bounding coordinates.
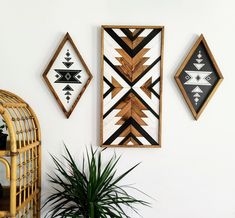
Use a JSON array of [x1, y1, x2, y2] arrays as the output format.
[[102, 27, 162, 146]]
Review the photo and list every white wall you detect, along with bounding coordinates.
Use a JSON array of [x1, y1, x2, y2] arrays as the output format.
[[0, 0, 235, 217]]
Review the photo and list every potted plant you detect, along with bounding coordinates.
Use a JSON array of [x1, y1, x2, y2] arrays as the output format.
[[43, 146, 150, 218], [0, 119, 8, 150]]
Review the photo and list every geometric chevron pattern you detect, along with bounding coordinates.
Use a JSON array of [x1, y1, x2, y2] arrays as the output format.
[[101, 26, 164, 147]]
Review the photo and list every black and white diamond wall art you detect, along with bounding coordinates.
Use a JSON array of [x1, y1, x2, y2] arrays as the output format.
[[43, 33, 93, 118], [175, 34, 223, 120]]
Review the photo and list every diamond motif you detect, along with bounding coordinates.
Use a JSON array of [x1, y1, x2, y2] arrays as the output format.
[[43, 33, 93, 118], [65, 73, 72, 80], [185, 75, 190, 80], [175, 34, 223, 120], [196, 75, 201, 81]]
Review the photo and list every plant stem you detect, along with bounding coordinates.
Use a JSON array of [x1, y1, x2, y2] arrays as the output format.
[[90, 202, 94, 218]]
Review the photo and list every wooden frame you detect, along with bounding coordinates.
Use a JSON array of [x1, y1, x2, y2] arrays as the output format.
[[0, 89, 41, 218], [43, 32, 93, 118], [175, 34, 223, 120], [100, 25, 164, 148]]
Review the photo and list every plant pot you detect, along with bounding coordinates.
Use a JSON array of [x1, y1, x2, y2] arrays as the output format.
[[0, 183, 3, 198], [0, 133, 8, 150]]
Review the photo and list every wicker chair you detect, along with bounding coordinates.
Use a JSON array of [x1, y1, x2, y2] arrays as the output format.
[[0, 90, 41, 218]]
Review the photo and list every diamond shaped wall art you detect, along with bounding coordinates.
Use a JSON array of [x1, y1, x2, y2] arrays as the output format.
[[43, 33, 93, 118], [175, 34, 223, 120], [100, 25, 164, 147]]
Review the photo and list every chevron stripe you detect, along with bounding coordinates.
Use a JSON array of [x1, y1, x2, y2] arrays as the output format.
[[121, 28, 145, 41], [102, 27, 163, 146], [103, 118, 158, 145], [103, 76, 114, 98], [119, 133, 143, 146], [105, 28, 161, 58], [103, 89, 159, 119]]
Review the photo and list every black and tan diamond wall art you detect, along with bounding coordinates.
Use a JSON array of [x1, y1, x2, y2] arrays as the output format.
[[175, 34, 223, 120], [100, 25, 164, 147], [43, 33, 93, 118]]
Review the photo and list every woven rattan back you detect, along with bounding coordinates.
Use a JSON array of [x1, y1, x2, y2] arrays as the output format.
[[0, 90, 41, 218]]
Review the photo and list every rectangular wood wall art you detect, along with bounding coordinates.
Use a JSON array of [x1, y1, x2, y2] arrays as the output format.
[[100, 25, 164, 147]]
